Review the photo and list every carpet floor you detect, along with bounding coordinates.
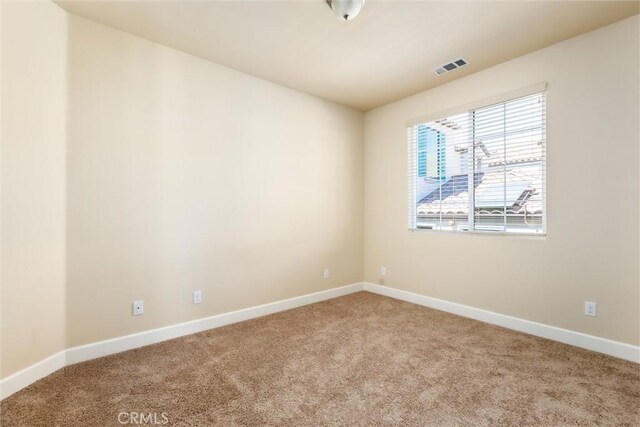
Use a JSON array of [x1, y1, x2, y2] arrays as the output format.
[[1, 292, 638, 426]]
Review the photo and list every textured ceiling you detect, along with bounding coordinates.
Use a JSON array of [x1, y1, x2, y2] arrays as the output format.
[[56, 1, 639, 111]]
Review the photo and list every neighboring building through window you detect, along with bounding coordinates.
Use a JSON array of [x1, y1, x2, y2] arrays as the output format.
[[416, 125, 446, 180], [408, 90, 546, 235]]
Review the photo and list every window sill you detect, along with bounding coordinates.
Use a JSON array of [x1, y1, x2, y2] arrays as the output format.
[[408, 228, 546, 238]]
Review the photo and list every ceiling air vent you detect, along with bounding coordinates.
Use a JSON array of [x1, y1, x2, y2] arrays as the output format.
[[433, 58, 468, 76]]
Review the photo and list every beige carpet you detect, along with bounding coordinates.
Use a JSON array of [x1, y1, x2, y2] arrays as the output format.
[[1, 292, 638, 426]]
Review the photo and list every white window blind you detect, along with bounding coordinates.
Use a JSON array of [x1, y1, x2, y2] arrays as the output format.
[[408, 90, 546, 235]]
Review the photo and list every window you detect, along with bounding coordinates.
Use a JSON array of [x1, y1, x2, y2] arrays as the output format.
[[408, 89, 546, 235]]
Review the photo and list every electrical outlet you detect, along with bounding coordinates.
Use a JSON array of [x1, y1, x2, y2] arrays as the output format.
[[381, 266, 387, 276], [584, 301, 597, 317], [132, 300, 144, 316], [193, 290, 202, 304], [323, 269, 330, 279]]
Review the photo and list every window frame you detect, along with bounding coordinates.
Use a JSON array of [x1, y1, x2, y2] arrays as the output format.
[[407, 83, 547, 237]]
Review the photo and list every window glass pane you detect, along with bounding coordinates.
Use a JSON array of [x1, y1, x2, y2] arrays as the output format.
[[415, 112, 470, 231], [409, 92, 545, 235]]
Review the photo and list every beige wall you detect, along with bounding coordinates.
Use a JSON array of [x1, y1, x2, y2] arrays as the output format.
[[64, 15, 364, 347], [1, 1, 638, 383], [364, 15, 640, 345], [1, 1, 68, 377]]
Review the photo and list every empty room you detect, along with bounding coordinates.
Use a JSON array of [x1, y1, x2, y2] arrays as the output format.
[[1, 0, 639, 425]]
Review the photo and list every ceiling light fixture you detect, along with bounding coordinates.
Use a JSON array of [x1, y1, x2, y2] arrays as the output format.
[[327, 0, 365, 21]]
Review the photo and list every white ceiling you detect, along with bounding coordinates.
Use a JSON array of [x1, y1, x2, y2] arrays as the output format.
[[56, 1, 639, 111]]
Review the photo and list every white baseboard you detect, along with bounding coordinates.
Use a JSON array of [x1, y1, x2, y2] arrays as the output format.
[[364, 282, 640, 363], [66, 282, 364, 365], [3, 281, 637, 401], [1, 282, 365, 400], [0, 351, 66, 401]]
